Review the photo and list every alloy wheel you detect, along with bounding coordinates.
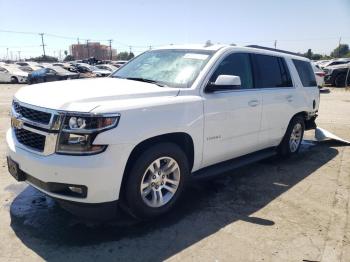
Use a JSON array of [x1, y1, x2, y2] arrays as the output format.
[[289, 123, 302, 152], [140, 157, 180, 208]]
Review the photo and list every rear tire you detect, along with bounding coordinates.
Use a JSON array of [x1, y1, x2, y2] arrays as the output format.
[[124, 142, 189, 220], [278, 115, 305, 157]]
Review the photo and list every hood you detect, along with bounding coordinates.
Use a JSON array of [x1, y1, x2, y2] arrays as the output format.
[[14, 77, 179, 112]]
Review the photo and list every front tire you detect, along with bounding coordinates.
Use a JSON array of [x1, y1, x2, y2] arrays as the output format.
[[10, 76, 18, 84], [124, 142, 189, 219], [278, 115, 305, 157]]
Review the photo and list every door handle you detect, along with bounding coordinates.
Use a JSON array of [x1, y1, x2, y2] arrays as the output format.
[[286, 95, 293, 102], [248, 99, 259, 107]]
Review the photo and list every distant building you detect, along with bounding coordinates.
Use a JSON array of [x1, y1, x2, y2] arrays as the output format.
[[70, 42, 117, 60]]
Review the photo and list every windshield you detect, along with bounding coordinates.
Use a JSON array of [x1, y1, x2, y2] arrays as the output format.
[[111, 49, 214, 88]]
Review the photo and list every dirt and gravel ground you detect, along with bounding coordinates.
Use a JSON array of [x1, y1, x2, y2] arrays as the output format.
[[0, 84, 349, 262]]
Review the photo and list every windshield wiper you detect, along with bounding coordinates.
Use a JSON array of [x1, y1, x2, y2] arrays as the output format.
[[125, 77, 166, 87]]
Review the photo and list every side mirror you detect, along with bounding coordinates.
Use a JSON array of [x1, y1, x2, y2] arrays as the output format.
[[206, 75, 241, 92]]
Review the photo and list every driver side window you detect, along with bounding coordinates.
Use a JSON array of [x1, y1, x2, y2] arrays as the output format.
[[210, 53, 254, 89]]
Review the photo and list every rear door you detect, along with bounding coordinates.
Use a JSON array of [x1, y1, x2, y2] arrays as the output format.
[[251, 54, 297, 148]]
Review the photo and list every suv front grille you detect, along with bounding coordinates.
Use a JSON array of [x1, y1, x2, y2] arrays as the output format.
[[13, 102, 52, 125], [14, 128, 46, 151]]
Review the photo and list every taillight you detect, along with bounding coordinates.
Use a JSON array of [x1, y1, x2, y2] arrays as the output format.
[[316, 72, 325, 77]]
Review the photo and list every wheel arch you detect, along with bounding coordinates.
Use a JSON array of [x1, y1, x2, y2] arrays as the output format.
[[119, 132, 195, 199]]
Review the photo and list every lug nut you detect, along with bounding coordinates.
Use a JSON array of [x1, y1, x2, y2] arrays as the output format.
[[158, 171, 161, 175], [151, 182, 155, 186], [152, 175, 156, 179], [162, 175, 165, 179], [155, 185, 159, 189], [161, 182, 164, 185]]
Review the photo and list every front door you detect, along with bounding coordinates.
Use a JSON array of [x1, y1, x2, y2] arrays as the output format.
[[202, 52, 262, 168]]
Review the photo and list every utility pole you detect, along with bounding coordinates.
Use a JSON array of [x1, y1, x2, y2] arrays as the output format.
[[39, 33, 46, 57], [338, 37, 342, 58], [129, 46, 132, 54], [149, 45, 152, 50], [17, 51, 21, 61], [274, 40, 277, 49], [108, 39, 113, 60], [6, 48, 9, 60], [77, 37, 80, 45], [86, 40, 90, 58], [10, 51, 13, 61]]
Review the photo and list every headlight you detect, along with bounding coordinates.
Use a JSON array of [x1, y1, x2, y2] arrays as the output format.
[[56, 114, 120, 155]]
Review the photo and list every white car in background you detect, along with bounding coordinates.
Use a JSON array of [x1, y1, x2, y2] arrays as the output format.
[[18, 65, 44, 73], [0, 65, 28, 83], [15, 61, 40, 67], [311, 63, 325, 88], [319, 58, 350, 69]]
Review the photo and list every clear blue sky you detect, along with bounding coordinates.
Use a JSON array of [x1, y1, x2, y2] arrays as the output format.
[[0, 0, 349, 59]]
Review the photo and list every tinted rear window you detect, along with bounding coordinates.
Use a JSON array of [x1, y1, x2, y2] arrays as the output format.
[[253, 54, 293, 88], [292, 59, 317, 87]]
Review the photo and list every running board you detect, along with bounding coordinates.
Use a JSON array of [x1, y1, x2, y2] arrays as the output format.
[[192, 148, 276, 180]]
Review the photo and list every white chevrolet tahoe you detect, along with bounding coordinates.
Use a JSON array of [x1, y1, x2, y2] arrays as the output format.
[[6, 45, 319, 219]]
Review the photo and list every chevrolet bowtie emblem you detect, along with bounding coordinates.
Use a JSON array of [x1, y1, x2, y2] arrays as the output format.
[[11, 116, 24, 129]]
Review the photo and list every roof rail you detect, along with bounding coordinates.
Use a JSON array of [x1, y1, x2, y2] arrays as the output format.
[[246, 45, 305, 57]]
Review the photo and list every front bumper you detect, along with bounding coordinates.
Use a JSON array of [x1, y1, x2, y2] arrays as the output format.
[[6, 128, 133, 204]]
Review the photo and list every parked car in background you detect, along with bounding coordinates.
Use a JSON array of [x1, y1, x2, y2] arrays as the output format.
[[324, 63, 350, 87], [15, 61, 40, 67], [18, 65, 44, 73], [319, 58, 350, 69], [28, 66, 79, 84], [52, 63, 79, 73], [0, 65, 28, 83], [95, 64, 118, 72], [111, 60, 128, 68], [311, 63, 325, 88], [75, 64, 111, 77]]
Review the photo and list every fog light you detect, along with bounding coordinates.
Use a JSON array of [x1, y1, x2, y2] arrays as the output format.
[[68, 186, 83, 194]]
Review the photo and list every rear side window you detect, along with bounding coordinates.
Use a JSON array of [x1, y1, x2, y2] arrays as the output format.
[[292, 59, 317, 87], [210, 53, 254, 89], [252, 54, 293, 88]]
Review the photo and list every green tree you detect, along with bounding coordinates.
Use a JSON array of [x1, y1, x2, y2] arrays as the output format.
[[204, 40, 213, 47], [311, 53, 322, 60], [64, 50, 68, 57], [63, 55, 75, 62], [305, 49, 313, 59], [31, 55, 58, 62], [127, 52, 135, 60], [331, 44, 349, 58], [116, 51, 130, 60]]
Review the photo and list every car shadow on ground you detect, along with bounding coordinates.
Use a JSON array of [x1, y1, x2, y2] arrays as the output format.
[[9, 141, 341, 261]]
